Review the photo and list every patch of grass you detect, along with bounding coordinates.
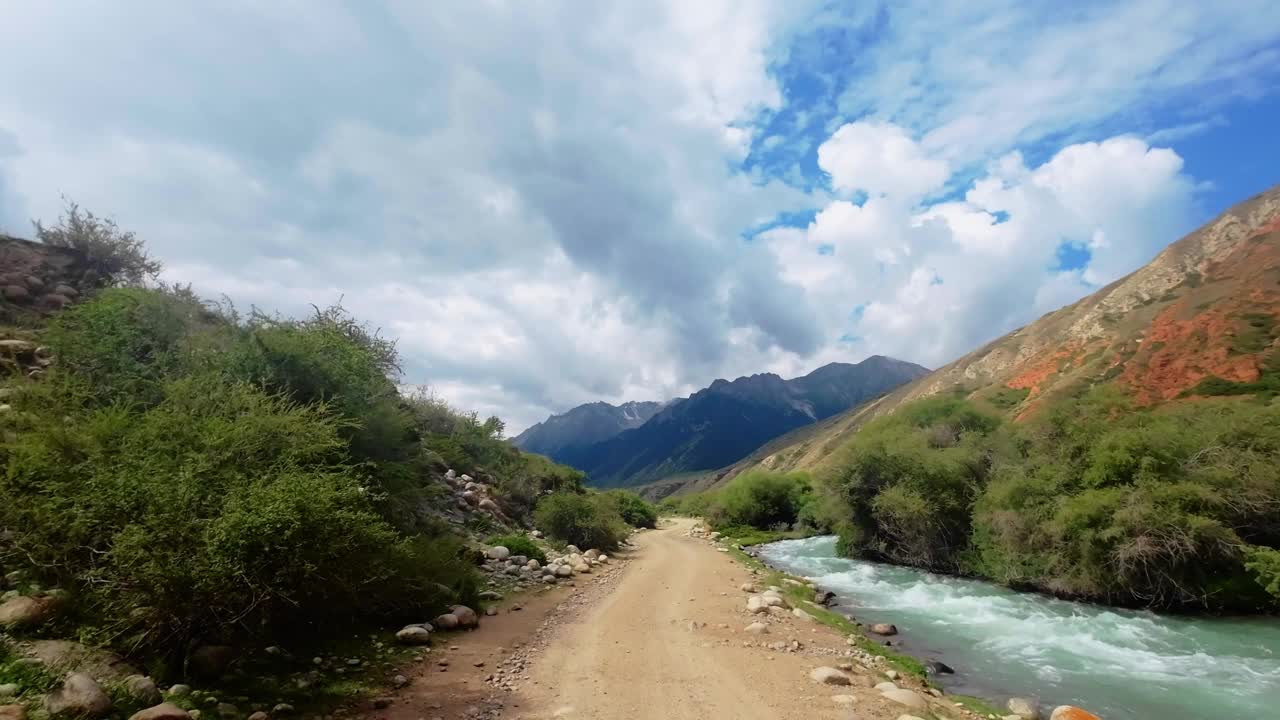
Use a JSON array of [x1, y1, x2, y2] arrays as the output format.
[[0, 637, 61, 700], [484, 534, 547, 564], [951, 694, 1006, 716], [986, 386, 1030, 410], [1231, 313, 1278, 354], [718, 525, 814, 547]]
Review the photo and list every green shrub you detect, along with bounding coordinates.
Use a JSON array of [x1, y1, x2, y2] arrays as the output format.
[[0, 372, 477, 653], [485, 534, 547, 564], [708, 470, 813, 531], [604, 490, 658, 528], [44, 287, 205, 404], [34, 199, 162, 287], [821, 391, 1280, 610], [533, 492, 628, 551]]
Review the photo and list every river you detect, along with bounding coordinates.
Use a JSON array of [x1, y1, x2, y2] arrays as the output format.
[[757, 536, 1280, 720]]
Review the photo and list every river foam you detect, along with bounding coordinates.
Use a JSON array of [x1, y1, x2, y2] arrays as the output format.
[[758, 535, 1280, 720]]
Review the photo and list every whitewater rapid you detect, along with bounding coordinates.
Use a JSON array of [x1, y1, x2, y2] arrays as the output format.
[[757, 535, 1280, 720]]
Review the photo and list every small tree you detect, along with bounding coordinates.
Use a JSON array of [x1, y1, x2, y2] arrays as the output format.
[[34, 199, 161, 287]]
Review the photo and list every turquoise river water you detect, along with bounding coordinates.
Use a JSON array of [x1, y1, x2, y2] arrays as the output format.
[[757, 536, 1280, 720]]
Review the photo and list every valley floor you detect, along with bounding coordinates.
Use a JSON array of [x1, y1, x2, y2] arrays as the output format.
[[370, 518, 984, 720]]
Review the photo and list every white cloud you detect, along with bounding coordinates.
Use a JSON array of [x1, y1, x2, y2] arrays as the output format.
[[817, 122, 950, 200], [768, 130, 1198, 369], [0, 0, 1273, 435]]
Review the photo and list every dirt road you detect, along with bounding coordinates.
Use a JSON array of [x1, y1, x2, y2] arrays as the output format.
[[510, 518, 942, 720]]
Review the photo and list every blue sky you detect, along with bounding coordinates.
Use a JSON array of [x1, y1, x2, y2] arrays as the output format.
[[1, 1, 1277, 431]]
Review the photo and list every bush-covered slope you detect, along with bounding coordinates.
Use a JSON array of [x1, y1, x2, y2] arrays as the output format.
[[0, 280, 584, 666]]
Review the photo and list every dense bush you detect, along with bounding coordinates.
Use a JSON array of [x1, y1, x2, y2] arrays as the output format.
[[485, 534, 547, 564], [820, 391, 1280, 610], [603, 490, 658, 528], [533, 491, 628, 551], [0, 282, 594, 665], [824, 396, 1005, 572], [708, 470, 814, 530]]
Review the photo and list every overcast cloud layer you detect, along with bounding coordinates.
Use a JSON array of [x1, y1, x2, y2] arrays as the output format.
[[2, 1, 1278, 432]]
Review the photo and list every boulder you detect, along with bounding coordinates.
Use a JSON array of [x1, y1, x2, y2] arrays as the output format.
[[0, 706, 26, 720], [740, 583, 757, 593], [477, 498, 501, 514], [0, 595, 61, 628], [129, 703, 193, 720], [875, 682, 899, 692], [565, 545, 581, 554], [1007, 698, 1040, 720], [760, 594, 787, 609], [2, 286, 29, 302], [188, 645, 236, 680], [123, 676, 162, 705], [814, 590, 836, 606], [582, 549, 600, 560], [792, 608, 814, 621], [531, 530, 543, 538], [743, 622, 769, 634], [450, 605, 479, 629], [248, 713, 269, 720], [554, 565, 573, 578], [44, 673, 113, 717], [1049, 708, 1101, 720], [509, 555, 528, 566], [395, 626, 431, 645], [573, 563, 591, 574], [54, 285, 79, 298], [746, 596, 766, 614], [433, 613, 460, 630], [808, 667, 851, 686], [20, 641, 138, 683], [460, 491, 479, 506], [880, 689, 928, 710], [869, 623, 898, 636], [485, 546, 511, 560], [598, 555, 609, 563], [925, 659, 954, 675], [166, 686, 191, 698]]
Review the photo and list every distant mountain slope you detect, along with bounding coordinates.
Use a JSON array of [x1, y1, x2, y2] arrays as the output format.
[[512, 400, 663, 458], [650, 184, 1280, 499], [557, 356, 928, 488]]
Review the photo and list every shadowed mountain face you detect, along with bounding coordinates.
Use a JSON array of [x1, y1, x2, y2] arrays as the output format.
[[535, 356, 927, 488], [512, 400, 664, 458], [649, 184, 1280, 499]]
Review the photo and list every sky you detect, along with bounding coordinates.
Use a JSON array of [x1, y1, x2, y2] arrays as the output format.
[[1, 1, 1278, 433]]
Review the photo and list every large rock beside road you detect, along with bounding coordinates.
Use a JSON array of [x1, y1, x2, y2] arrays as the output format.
[[746, 596, 766, 613], [744, 622, 769, 634], [1007, 698, 1040, 719], [433, 613, 460, 630], [486, 546, 510, 560], [880, 688, 928, 710], [128, 703, 192, 720], [123, 676, 162, 705], [395, 626, 431, 645], [0, 596, 61, 628], [808, 667, 852, 686], [450, 605, 479, 629], [44, 673, 113, 717]]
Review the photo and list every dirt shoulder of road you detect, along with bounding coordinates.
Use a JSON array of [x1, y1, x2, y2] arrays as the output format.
[[359, 518, 1000, 720]]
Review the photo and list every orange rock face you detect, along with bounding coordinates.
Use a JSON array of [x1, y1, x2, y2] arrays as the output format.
[[1050, 706, 1102, 720]]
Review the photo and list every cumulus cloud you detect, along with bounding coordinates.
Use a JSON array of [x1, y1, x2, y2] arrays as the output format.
[[0, 1, 1273, 432], [767, 132, 1198, 368]]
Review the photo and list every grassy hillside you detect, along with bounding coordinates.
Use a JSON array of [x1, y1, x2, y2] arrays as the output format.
[[654, 184, 1280, 497]]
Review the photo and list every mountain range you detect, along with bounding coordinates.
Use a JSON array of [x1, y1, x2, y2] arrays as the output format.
[[514, 356, 928, 488], [644, 183, 1280, 498]]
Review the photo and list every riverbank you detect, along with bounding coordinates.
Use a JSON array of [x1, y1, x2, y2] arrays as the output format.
[[753, 534, 1280, 720]]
